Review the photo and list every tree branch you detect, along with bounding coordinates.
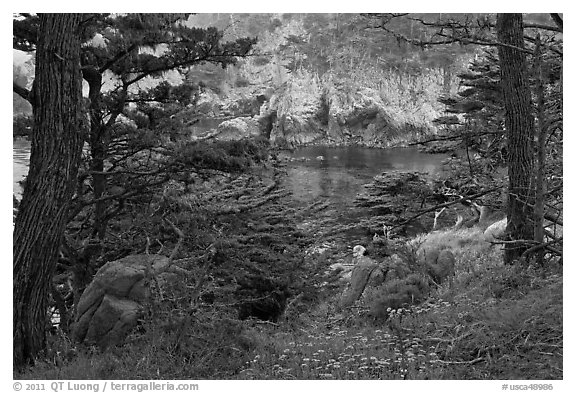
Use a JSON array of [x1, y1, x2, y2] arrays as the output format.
[[549, 14, 563, 32], [392, 187, 502, 229]]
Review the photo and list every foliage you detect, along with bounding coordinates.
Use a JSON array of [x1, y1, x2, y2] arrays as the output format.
[[19, 240, 561, 379], [13, 115, 33, 137], [173, 137, 270, 173], [13, 13, 562, 378]]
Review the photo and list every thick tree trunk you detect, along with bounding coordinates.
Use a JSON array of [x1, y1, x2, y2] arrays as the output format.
[[533, 34, 547, 264], [496, 14, 536, 264], [13, 13, 83, 367]]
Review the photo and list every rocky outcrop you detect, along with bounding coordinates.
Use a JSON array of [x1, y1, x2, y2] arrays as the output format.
[[264, 81, 404, 148], [324, 86, 401, 146], [72, 254, 171, 348], [214, 117, 260, 141], [195, 89, 223, 116]]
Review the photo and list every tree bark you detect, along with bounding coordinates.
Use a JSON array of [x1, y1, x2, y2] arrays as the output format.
[[533, 34, 547, 264], [13, 13, 83, 368], [496, 14, 536, 264]]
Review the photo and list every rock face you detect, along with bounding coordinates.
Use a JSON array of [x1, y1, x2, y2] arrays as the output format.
[[72, 254, 170, 348], [324, 86, 400, 146], [265, 81, 403, 148]]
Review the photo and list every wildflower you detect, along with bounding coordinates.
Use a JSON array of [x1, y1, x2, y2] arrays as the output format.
[[301, 364, 308, 367], [332, 364, 341, 369], [317, 349, 325, 353], [347, 371, 355, 374], [283, 349, 291, 353], [370, 356, 377, 361], [319, 373, 333, 378], [303, 358, 310, 362], [361, 357, 368, 362]]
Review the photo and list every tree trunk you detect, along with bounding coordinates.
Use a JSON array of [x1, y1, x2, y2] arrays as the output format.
[[13, 13, 83, 367], [496, 14, 536, 264], [533, 34, 547, 265]]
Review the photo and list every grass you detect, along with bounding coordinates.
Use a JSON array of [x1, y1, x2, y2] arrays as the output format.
[[17, 224, 562, 380]]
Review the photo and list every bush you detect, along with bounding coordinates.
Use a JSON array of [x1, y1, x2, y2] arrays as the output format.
[[369, 273, 430, 320], [175, 137, 270, 173]]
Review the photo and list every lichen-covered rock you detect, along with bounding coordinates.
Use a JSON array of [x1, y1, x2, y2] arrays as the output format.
[[323, 86, 401, 146], [367, 266, 386, 287], [215, 117, 260, 141], [72, 254, 170, 348], [339, 256, 378, 308], [484, 217, 507, 242], [272, 113, 324, 146]]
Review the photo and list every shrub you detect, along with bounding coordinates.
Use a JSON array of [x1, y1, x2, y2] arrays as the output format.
[[369, 273, 430, 320]]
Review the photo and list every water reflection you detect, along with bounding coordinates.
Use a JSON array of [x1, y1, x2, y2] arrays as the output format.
[[13, 139, 445, 207], [13, 138, 31, 197], [287, 146, 445, 203]]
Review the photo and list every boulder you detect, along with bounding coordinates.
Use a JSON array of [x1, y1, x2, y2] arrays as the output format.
[[367, 266, 386, 287], [215, 117, 260, 141], [72, 254, 170, 348], [339, 256, 378, 308], [484, 217, 507, 242], [352, 245, 367, 257]]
